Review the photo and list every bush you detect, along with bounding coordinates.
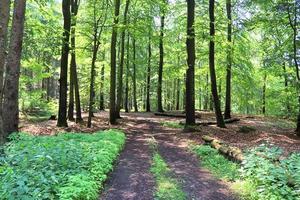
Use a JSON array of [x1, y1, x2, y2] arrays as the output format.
[[0, 130, 125, 200], [241, 144, 300, 200]]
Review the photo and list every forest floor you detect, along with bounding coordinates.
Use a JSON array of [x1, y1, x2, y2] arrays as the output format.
[[20, 111, 300, 199]]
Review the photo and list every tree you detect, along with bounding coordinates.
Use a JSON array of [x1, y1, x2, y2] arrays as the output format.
[[68, 0, 82, 122], [116, 0, 130, 118], [224, 0, 232, 119], [57, 0, 71, 127], [286, 1, 300, 136], [209, 0, 226, 128], [146, 35, 151, 112], [0, 0, 11, 143], [157, 0, 166, 113], [132, 38, 138, 112], [3, 0, 27, 136], [110, 0, 121, 124], [125, 34, 130, 113], [185, 0, 196, 126], [87, 0, 109, 128]]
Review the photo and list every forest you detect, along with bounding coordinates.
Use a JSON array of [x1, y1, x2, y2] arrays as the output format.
[[0, 0, 299, 199]]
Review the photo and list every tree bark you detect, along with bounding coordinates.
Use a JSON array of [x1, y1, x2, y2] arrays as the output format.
[[68, 0, 80, 122], [224, 0, 232, 120], [110, 0, 121, 124], [125, 34, 130, 113], [287, 1, 300, 135], [0, 0, 11, 143], [99, 58, 105, 111], [157, 0, 166, 113], [185, 0, 196, 126], [116, 0, 130, 118], [146, 35, 151, 112], [3, 0, 27, 137], [57, 0, 71, 127], [209, 0, 226, 128], [87, 37, 99, 128], [132, 38, 138, 112], [176, 79, 180, 110], [262, 73, 267, 115]]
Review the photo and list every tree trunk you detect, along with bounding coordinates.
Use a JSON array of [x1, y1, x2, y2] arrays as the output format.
[[157, 0, 166, 113], [125, 34, 130, 113], [262, 73, 267, 115], [116, 0, 130, 118], [283, 63, 290, 115], [133, 38, 138, 112], [3, 0, 27, 137], [110, 0, 121, 124], [0, 0, 11, 143], [287, 1, 300, 135], [185, 0, 196, 126], [224, 0, 232, 120], [146, 35, 151, 112], [176, 79, 180, 110], [87, 38, 99, 128], [209, 0, 226, 128], [68, 0, 82, 122], [99, 59, 105, 111], [57, 0, 71, 127]]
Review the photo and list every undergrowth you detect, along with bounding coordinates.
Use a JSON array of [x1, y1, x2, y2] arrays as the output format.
[[191, 144, 300, 200], [161, 121, 184, 129], [150, 153, 187, 200], [0, 130, 125, 200]]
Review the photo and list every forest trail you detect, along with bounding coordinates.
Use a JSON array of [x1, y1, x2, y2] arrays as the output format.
[[100, 113, 235, 200]]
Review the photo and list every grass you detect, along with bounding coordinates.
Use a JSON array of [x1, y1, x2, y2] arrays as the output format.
[[190, 145, 240, 181], [150, 153, 187, 200], [0, 130, 125, 200], [161, 121, 184, 129]]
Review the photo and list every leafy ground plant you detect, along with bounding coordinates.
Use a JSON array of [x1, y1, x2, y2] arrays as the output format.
[[191, 145, 240, 181], [150, 153, 187, 200], [0, 130, 125, 200], [191, 144, 300, 200]]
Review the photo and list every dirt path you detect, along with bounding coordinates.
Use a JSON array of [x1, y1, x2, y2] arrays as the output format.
[[100, 114, 235, 200]]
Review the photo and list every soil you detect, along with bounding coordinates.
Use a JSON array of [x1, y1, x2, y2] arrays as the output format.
[[20, 111, 300, 200]]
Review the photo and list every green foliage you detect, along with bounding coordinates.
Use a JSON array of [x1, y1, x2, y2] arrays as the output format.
[[150, 153, 187, 200], [0, 130, 125, 200], [161, 121, 184, 129], [241, 144, 300, 200], [191, 144, 300, 200], [191, 145, 240, 181]]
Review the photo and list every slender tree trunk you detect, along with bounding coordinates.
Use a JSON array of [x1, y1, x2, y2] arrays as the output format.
[[209, 0, 226, 128], [68, 0, 82, 122], [176, 79, 180, 110], [287, 1, 300, 135], [283, 63, 291, 114], [99, 59, 105, 111], [185, 0, 196, 126], [146, 36, 151, 112], [224, 0, 232, 120], [157, 0, 166, 112], [3, 0, 26, 137], [132, 38, 138, 112], [116, 0, 130, 118], [110, 0, 121, 124], [87, 39, 99, 128], [57, 0, 71, 127], [262, 73, 267, 115], [0, 0, 11, 143], [125, 34, 130, 113]]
